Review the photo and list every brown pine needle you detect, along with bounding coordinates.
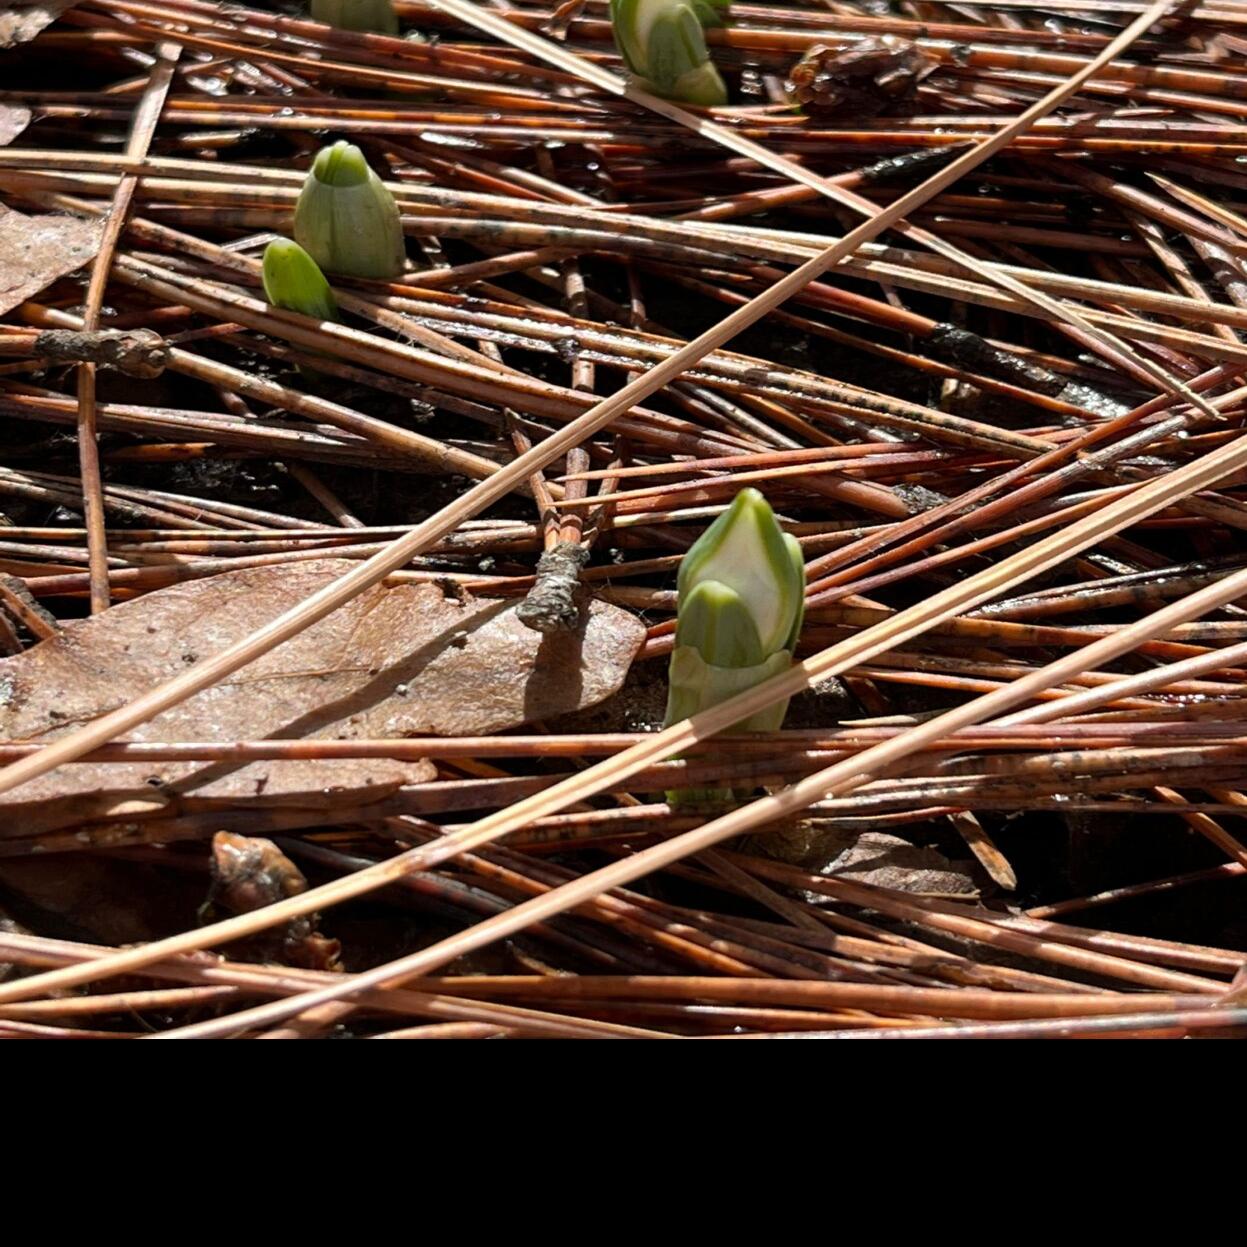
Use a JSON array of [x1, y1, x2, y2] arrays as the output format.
[[73, 41, 181, 613]]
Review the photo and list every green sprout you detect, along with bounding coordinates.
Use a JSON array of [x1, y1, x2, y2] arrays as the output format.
[[261, 239, 342, 382], [664, 488, 805, 802], [261, 238, 339, 323], [293, 141, 406, 280], [610, 0, 730, 106], [310, 0, 399, 36]]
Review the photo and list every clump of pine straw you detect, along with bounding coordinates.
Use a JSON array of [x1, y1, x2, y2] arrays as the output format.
[[0, 0, 1243, 1038]]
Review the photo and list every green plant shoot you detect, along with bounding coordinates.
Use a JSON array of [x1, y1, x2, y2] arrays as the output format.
[[310, 0, 399, 36], [664, 488, 805, 802], [261, 238, 339, 323], [609, 0, 730, 106], [294, 141, 406, 280]]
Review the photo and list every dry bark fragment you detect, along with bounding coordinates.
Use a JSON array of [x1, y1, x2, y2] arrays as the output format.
[[787, 38, 936, 119], [208, 832, 341, 971], [0, 104, 29, 145], [34, 328, 169, 378], [0, 2, 79, 48], [0, 204, 103, 317]]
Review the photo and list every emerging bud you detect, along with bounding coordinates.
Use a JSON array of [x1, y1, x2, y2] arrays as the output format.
[[293, 141, 406, 280], [610, 0, 729, 106], [310, 0, 399, 36], [664, 488, 805, 801], [261, 238, 339, 323]]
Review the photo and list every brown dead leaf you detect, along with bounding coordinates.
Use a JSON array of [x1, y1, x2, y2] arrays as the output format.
[[823, 831, 976, 894], [761, 824, 977, 895], [0, 2, 80, 48], [0, 559, 644, 833], [0, 104, 29, 146], [0, 855, 206, 945], [0, 204, 103, 316]]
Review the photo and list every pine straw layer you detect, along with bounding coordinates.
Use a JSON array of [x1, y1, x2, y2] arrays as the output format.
[[0, 0, 1244, 1037]]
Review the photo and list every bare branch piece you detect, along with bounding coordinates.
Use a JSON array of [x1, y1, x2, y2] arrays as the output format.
[[33, 328, 169, 378], [516, 540, 590, 633]]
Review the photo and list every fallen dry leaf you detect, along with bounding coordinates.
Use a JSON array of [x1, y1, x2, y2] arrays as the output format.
[[761, 824, 977, 895], [0, 558, 644, 833], [0, 203, 103, 316], [0, 104, 29, 145], [0, 855, 206, 945], [822, 829, 976, 894], [0, 2, 79, 48]]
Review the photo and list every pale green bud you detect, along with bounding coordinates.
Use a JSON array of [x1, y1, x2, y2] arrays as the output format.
[[310, 0, 399, 36], [261, 238, 339, 323], [610, 0, 729, 106], [664, 489, 805, 800], [675, 487, 804, 657], [294, 141, 406, 280]]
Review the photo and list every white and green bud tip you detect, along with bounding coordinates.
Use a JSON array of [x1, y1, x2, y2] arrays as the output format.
[[262, 238, 339, 323], [310, 0, 399, 35], [294, 141, 406, 281], [664, 489, 805, 799], [610, 0, 729, 106]]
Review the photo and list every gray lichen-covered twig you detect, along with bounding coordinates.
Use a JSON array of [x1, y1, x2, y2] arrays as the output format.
[[926, 322, 1127, 417], [926, 321, 1067, 397], [516, 540, 589, 633], [33, 328, 169, 378]]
